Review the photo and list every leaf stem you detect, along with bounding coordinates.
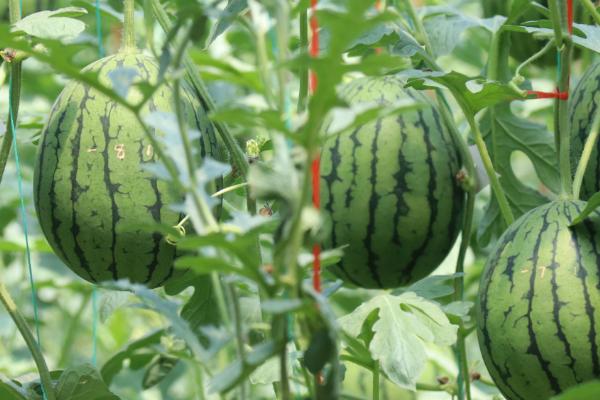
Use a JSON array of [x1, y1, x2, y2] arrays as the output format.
[[372, 362, 380, 400], [399, 0, 433, 52], [298, 8, 309, 113], [0, 61, 20, 185], [573, 112, 600, 198], [515, 41, 554, 78], [580, 0, 600, 25], [226, 284, 248, 400], [148, 0, 249, 177], [0, 283, 56, 400], [466, 114, 515, 225], [57, 291, 92, 367], [122, 0, 136, 50]]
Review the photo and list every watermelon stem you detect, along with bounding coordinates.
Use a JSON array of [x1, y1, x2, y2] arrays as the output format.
[[122, 0, 137, 50]]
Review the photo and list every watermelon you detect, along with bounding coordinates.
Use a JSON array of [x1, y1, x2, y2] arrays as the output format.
[[34, 51, 220, 288], [320, 76, 465, 289], [476, 200, 600, 400], [570, 62, 600, 199]]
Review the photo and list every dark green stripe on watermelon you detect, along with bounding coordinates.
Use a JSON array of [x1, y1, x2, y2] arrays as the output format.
[[570, 62, 600, 199], [320, 76, 464, 289], [476, 200, 600, 400], [34, 52, 219, 288]]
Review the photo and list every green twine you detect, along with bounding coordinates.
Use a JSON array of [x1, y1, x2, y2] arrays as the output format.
[[9, 2, 46, 399]]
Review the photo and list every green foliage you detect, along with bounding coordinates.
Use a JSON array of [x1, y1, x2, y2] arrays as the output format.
[[339, 292, 458, 390]]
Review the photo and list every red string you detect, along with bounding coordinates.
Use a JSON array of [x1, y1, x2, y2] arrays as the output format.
[[526, 90, 569, 100], [310, 0, 321, 294], [525, 1, 572, 102]]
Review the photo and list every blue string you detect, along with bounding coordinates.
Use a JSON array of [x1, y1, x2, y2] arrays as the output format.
[[91, 0, 105, 368], [9, 3, 46, 399], [95, 0, 106, 58]]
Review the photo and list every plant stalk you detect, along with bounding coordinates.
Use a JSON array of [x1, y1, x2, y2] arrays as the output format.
[[227, 284, 248, 400], [580, 0, 600, 25], [0, 283, 56, 400], [573, 112, 600, 198], [273, 4, 294, 399], [57, 291, 92, 367], [1, 2, 55, 398], [466, 114, 514, 225], [148, 0, 249, 178], [0, 62, 20, 184], [548, 0, 565, 47], [549, 0, 573, 198], [399, 2, 478, 399], [372, 362, 380, 400], [122, 0, 136, 50], [298, 8, 309, 113]]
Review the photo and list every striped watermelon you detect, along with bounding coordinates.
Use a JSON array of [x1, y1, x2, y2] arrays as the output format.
[[34, 51, 219, 288], [476, 200, 600, 400], [320, 76, 464, 289], [570, 62, 600, 199]]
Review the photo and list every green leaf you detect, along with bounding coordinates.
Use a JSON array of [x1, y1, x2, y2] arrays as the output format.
[[478, 105, 558, 244], [205, 0, 248, 47], [0, 375, 26, 400], [208, 340, 280, 394], [443, 301, 474, 324], [512, 23, 600, 54], [423, 13, 478, 58], [551, 381, 600, 399], [165, 273, 221, 333], [395, 273, 463, 300], [101, 329, 165, 384], [570, 192, 600, 226], [338, 292, 457, 390], [56, 364, 120, 400], [142, 355, 179, 389], [102, 282, 208, 360], [389, 28, 426, 57], [405, 70, 525, 115], [304, 329, 336, 374], [13, 7, 87, 41]]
